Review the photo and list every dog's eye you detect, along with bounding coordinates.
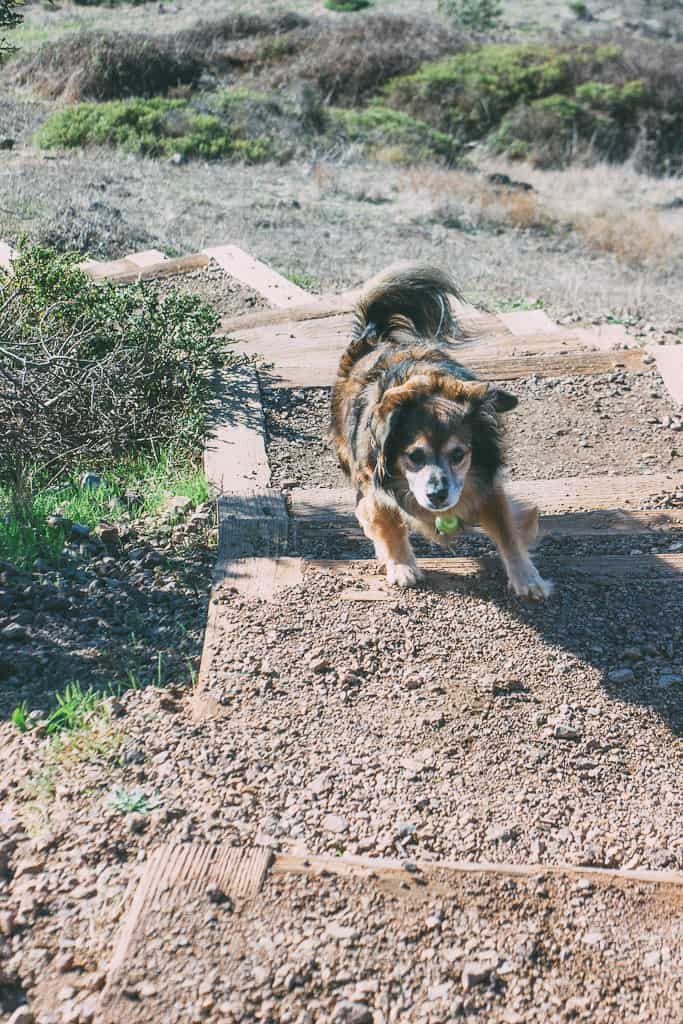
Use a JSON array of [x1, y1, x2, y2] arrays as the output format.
[[407, 448, 426, 468], [450, 447, 466, 465]]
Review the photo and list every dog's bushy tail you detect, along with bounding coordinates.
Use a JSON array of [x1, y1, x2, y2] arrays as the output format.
[[338, 263, 463, 383]]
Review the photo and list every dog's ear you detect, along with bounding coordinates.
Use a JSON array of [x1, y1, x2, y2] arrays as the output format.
[[370, 382, 415, 488], [464, 381, 518, 413]]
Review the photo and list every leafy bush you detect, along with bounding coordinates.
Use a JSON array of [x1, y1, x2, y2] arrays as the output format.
[[0, 245, 221, 490], [438, 0, 502, 32], [325, 0, 371, 11], [329, 106, 457, 163], [36, 95, 279, 161], [9, 30, 203, 101], [386, 38, 683, 172]]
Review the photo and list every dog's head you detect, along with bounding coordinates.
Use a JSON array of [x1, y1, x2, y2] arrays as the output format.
[[370, 373, 517, 512]]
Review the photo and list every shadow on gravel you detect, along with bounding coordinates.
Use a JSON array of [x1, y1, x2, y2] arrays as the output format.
[[423, 546, 683, 739], [0, 549, 211, 721]]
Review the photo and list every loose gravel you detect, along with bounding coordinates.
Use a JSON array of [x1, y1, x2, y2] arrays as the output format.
[[151, 262, 270, 319]]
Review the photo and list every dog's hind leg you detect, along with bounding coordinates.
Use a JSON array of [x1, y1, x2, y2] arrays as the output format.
[[356, 494, 423, 588], [479, 487, 553, 600]]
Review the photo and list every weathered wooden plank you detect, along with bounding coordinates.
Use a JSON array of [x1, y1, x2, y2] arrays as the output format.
[[80, 256, 139, 279], [213, 555, 303, 600], [274, 850, 683, 888], [205, 245, 310, 307], [217, 490, 288, 558], [245, 340, 647, 390], [102, 845, 273, 1016], [85, 252, 210, 284], [311, 553, 683, 594], [293, 500, 683, 540], [204, 366, 270, 493], [124, 248, 168, 267], [292, 472, 680, 526], [651, 345, 683, 407], [498, 309, 561, 335], [0, 240, 16, 270]]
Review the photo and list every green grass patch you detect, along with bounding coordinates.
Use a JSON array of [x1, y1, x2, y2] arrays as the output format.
[[36, 94, 279, 161], [329, 105, 457, 163], [0, 449, 208, 570], [107, 785, 157, 814]]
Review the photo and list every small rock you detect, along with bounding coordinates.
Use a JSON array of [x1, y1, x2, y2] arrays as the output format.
[[280, 479, 298, 490], [657, 673, 681, 689], [127, 813, 147, 834], [322, 814, 348, 835], [206, 885, 233, 910], [0, 137, 16, 150], [462, 960, 494, 991], [8, 1008, 33, 1024], [0, 910, 16, 935], [95, 523, 119, 545], [1, 622, 28, 642], [553, 723, 581, 741], [166, 495, 193, 515], [71, 522, 91, 541], [55, 952, 74, 973], [120, 740, 145, 765], [643, 949, 661, 969], [333, 1002, 372, 1024], [169, 152, 186, 166], [79, 472, 102, 490], [607, 668, 634, 684]]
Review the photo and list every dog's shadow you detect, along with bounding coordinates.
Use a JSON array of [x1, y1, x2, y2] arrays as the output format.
[[419, 552, 683, 738]]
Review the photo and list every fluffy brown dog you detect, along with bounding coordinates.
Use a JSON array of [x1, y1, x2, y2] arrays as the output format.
[[330, 264, 552, 598]]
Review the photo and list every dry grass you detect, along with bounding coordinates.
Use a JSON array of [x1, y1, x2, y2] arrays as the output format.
[[404, 160, 683, 269]]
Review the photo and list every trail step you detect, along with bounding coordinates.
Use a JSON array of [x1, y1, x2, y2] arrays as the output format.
[[204, 245, 311, 307], [204, 366, 270, 492]]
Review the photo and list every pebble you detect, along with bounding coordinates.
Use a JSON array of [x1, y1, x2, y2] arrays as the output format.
[[1, 622, 28, 642], [8, 1008, 34, 1024], [607, 668, 635, 684], [462, 960, 494, 990], [323, 814, 348, 834], [126, 813, 147, 834], [553, 723, 581, 741], [333, 1001, 372, 1024]]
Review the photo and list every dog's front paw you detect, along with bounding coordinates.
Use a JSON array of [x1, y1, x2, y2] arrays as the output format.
[[386, 561, 424, 588], [507, 562, 553, 601]]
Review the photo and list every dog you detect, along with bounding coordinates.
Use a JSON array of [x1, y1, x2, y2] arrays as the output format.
[[329, 263, 552, 599]]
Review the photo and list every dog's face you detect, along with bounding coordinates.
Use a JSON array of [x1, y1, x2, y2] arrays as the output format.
[[372, 376, 517, 512]]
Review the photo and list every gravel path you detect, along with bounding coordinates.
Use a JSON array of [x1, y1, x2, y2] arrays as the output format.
[[151, 262, 270, 318], [105, 865, 683, 1024], [3, 560, 682, 1021], [263, 370, 683, 490]]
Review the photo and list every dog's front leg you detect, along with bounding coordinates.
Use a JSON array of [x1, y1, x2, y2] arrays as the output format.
[[479, 488, 553, 600], [356, 494, 423, 588]]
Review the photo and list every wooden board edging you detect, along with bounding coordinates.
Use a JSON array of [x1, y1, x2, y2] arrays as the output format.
[[274, 850, 683, 888], [204, 366, 270, 493]]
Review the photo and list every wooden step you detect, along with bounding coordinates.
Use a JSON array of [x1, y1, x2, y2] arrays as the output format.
[[205, 245, 310, 307], [310, 553, 683, 595], [292, 473, 681, 523], [204, 366, 270, 492], [256, 345, 647, 390], [82, 251, 209, 283]]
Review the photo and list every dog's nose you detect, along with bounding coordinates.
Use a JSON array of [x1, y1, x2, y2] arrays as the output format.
[[426, 481, 449, 507]]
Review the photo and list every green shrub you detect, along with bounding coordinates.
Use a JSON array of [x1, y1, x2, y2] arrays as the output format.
[[329, 105, 457, 163], [36, 95, 278, 161], [438, 0, 502, 32], [9, 31, 203, 101], [0, 245, 221, 491], [386, 39, 683, 172], [325, 0, 371, 10]]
